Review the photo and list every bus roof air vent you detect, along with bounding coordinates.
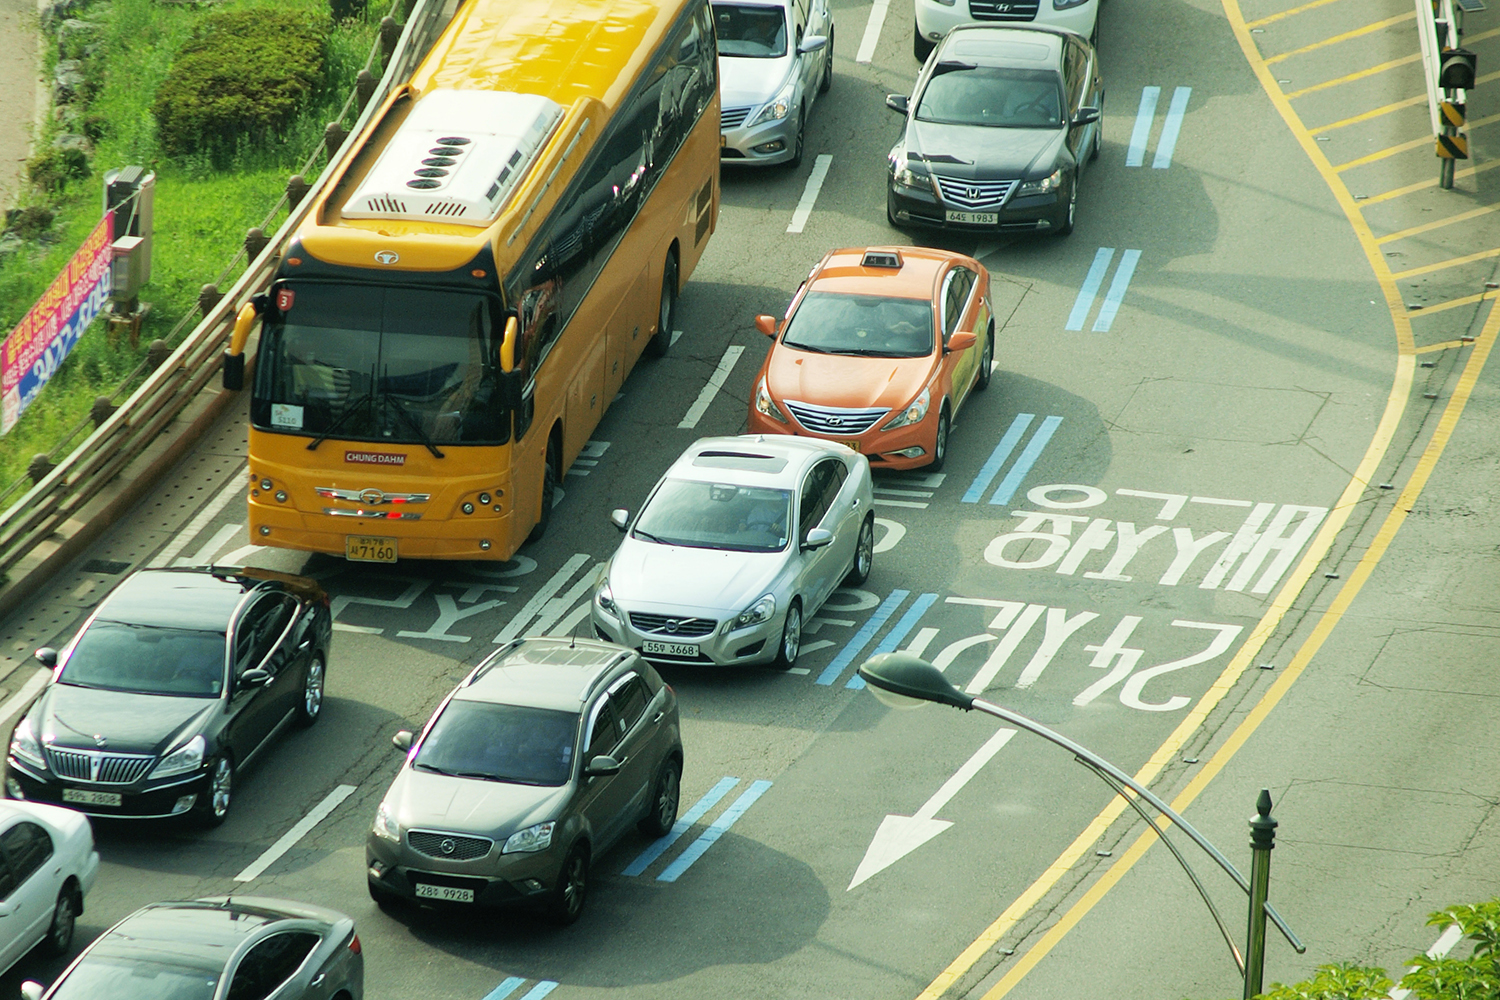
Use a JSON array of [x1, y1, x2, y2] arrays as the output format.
[[343, 90, 563, 227]]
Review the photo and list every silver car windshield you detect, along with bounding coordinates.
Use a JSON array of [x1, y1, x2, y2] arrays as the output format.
[[415, 701, 578, 786], [634, 480, 792, 553], [713, 3, 788, 57]]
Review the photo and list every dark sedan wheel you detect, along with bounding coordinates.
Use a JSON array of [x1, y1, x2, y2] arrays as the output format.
[[193, 756, 234, 827], [976, 324, 994, 391], [886, 190, 904, 229], [846, 516, 874, 585], [820, 26, 834, 93], [1057, 181, 1077, 237], [549, 844, 590, 925], [928, 407, 950, 471], [640, 756, 682, 838], [44, 886, 77, 956], [773, 600, 803, 669], [295, 655, 325, 727]]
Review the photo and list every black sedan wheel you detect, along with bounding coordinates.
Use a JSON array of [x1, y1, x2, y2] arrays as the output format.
[[639, 756, 682, 838], [295, 655, 325, 728], [549, 844, 590, 925], [193, 756, 234, 827], [1057, 181, 1077, 237]]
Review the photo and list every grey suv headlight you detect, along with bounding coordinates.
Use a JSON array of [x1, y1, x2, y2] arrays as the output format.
[[149, 734, 205, 779], [503, 821, 555, 854], [373, 802, 401, 842]]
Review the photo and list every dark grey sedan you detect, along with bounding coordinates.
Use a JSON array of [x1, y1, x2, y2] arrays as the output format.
[[21, 896, 363, 1000]]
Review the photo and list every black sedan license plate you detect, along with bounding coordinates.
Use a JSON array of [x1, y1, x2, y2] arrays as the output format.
[[346, 535, 397, 563], [63, 788, 122, 807], [946, 209, 998, 225]]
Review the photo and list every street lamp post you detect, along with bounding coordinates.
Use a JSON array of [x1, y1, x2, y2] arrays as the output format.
[[856, 651, 1304, 994]]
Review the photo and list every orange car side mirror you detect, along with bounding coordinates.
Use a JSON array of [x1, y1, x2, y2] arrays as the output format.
[[946, 331, 977, 353], [755, 315, 778, 338]]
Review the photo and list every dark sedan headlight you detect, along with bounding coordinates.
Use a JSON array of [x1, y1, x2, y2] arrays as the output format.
[[149, 734, 205, 779], [9, 717, 43, 769], [1017, 168, 1064, 196], [732, 594, 777, 631]]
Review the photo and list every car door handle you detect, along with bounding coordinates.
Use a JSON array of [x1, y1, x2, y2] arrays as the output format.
[[298, 639, 312, 650], [652, 711, 664, 723], [852, 498, 860, 509]]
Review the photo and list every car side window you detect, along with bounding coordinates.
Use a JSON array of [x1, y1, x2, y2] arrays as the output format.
[[1065, 42, 1087, 114], [235, 595, 295, 675], [226, 931, 322, 1000], [821, 460, 848, 513], [0, 822, 52, 889], [798, 463, 832, 536], [611, 676, 650, 734], [586, 699, 621, 757], [0, 856, 15, 902], [941, 269, 974, 340]]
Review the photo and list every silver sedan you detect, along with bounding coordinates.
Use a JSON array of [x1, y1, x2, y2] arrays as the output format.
[[592, 435, 875, 668]]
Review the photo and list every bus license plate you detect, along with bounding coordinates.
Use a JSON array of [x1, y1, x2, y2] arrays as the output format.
[[346, 535, 397, 563], [63, 789, 122, 807], [414, 883, 474, 903], [643, 640, 699, 657], [945, 210, 997, 225]]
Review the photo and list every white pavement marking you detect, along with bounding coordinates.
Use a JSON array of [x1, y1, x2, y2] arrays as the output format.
[[148, 468, 247, 568], [1152, 86, 1191, 168], [1390, 924, 1464, 1000], [874, 498, 927, 509], [234, 784, 357, 882], [1066, 248, 1114, 331], [678, 346, 745, 429], [217, 543, 260, 566], [177, 522, 244, 567], [849, 728, 1016, 889], [787, 154, 834, 233], [495, 554, 591, 642], [1092, 249, 1142, 333], [1126, 86, 1160, 167], [532, 570, 599, 636], [670, 330, 683, 347], [547, 602, 593, 639], [856, 0, 891, 63], [0, 670, 49, 724]]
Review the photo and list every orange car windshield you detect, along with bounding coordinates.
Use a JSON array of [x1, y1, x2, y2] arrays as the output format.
[[781, 291, 934, 358]]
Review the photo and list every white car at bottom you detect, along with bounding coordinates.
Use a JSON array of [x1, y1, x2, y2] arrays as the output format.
[[0, 801, 99, 975], [592, 435, 876, 668]]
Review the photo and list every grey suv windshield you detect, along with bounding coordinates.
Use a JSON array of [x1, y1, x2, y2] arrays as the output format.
[[61, 622, 226, 697], [415, 701, 578, 786], [917, 65, 1063, 128], [713, 3, 787, 57], [782, 292, 935, 357], [252, 283, 508, 445], [634, 480, 792, 552]]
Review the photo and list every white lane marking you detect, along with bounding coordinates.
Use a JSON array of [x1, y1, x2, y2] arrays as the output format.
[[217, 543, 260, 566], [334, 623, 382, 634], [849, 728, 1016, 889], [1066, 248, 1115, 331], [234, 784, 357, 882], [787, 154, 834, 233], [670, 330, 683, 347], [678, 346, 745, 429], [148, 467, 248, 568], [1126, 86, 1160, 167], [1092, 249, 1142, 333], [546, 601, 593, 639], [177, 522, 244, 567], [532, 570, 599, 636], [1390, 924, 1465, 1000], [873, 517, 906, 553], [1152, 86, 1191, 168], [856, 0, 891, 63], [0, 671, 49, 725], [875, 498, 928, 509], [495, 554, 591, 643]]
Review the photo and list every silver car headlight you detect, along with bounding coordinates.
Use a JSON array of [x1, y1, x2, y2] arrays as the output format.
[[754, 377, 788, 423], [149, 734, 205, 779], [732, 594, 777, 632], [748, 75, 798, 127], [9, 716, 43, 769], [881, 387, 931, 430], [373, 801, 401, 842], [595, 582, 618, 617], [1053, 0, 1090, 8], [503, 820, 555, 854], [1017, 168, 1064, 196]]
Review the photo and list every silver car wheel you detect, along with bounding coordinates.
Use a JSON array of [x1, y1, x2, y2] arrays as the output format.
[[778, 603, 802, 667]]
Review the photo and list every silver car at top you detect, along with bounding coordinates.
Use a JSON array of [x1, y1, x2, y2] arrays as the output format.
[[592, 435, 875, 668], [716, 0, 834, 167]]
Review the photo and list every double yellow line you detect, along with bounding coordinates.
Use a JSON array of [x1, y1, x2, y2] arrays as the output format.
[[913, 2, 1497, 998]]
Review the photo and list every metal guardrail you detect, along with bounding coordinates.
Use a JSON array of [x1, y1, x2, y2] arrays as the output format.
[[0, 0, 458, 581]]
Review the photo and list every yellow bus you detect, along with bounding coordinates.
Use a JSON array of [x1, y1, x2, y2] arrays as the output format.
[[224, 0, 720, 562]]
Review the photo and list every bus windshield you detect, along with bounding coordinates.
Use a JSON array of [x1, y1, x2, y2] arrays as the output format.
[[252, 283, 509, 446]]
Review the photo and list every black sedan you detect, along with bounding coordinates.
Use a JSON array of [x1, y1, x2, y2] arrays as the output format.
[[886, 24, 1103, 236], [21, 895, 362, 1000], [5, 567, 331, 825]]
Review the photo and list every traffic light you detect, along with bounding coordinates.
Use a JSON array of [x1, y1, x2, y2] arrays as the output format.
[[1440, 47, 1478, 90]]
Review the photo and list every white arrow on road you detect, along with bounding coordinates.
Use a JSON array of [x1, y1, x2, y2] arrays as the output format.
[[849, 727, 1017, 890]]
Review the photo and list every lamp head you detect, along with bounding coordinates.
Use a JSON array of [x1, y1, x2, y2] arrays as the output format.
[[857, 652, 975, 711]]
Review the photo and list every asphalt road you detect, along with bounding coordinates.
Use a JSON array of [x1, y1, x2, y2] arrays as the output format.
[[3, 0, 1500, 998]]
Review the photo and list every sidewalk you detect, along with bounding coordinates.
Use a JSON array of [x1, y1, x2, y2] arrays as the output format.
[[0, 0, 36, 211]]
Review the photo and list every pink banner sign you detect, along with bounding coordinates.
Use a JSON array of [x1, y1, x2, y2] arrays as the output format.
[[2, 211, 115, 435]]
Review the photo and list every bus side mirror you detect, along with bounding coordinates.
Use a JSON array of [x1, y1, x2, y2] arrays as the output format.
[[222, 301, 260, 391], [500, 315, 518, 374]]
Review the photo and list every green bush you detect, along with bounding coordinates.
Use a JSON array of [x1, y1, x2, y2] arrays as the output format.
[[152, 8, 331, 160], [26, 147, 89, 193]]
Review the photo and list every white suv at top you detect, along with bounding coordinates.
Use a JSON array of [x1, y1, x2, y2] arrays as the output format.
[[913, 0, 1096, 61]]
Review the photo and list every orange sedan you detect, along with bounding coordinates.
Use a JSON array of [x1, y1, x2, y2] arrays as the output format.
[[747, 246, 993, 470]]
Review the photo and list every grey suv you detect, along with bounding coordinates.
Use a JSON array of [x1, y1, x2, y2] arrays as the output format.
[[366, 637, 683, 924]]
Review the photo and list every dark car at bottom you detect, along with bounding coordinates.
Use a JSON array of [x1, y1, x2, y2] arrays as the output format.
[[21, 895, 362, 1000], [5, 567, 331, 826]]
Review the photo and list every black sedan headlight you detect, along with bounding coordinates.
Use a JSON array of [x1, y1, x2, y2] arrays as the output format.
[[1017, 168, 1064, 196], [9, 717, 43, 769], [149, 734, 206, 779]]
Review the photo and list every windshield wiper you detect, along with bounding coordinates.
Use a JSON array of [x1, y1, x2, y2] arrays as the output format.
[[912, 152, 973, 165], [381, 390, 446, 459], [781, 341, 830, 353], [838, 349, 914, 358], [413, 762, 495, 779], [306, 391, 375, 452], [632, 528, 667, 543]]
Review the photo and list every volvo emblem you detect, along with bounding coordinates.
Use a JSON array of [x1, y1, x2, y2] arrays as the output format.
[[440, 838, 457, 856], [374, 250, 400, 265], [665, 619, 681, 633], [359, 488, 386, 505]]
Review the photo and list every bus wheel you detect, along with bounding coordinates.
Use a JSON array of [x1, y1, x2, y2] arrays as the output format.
[[526, 437, 559, 544], [646, 253, 678, 358]]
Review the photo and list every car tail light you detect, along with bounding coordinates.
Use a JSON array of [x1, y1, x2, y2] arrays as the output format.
[[348, 934, 362, 955]]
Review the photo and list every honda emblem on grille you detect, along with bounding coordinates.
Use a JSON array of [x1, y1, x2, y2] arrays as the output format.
[[440, 838, 457, 856], [966, 186, 983, 200]]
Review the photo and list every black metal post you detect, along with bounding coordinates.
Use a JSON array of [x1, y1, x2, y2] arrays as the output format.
[[1244, 789, 1277, 999]]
